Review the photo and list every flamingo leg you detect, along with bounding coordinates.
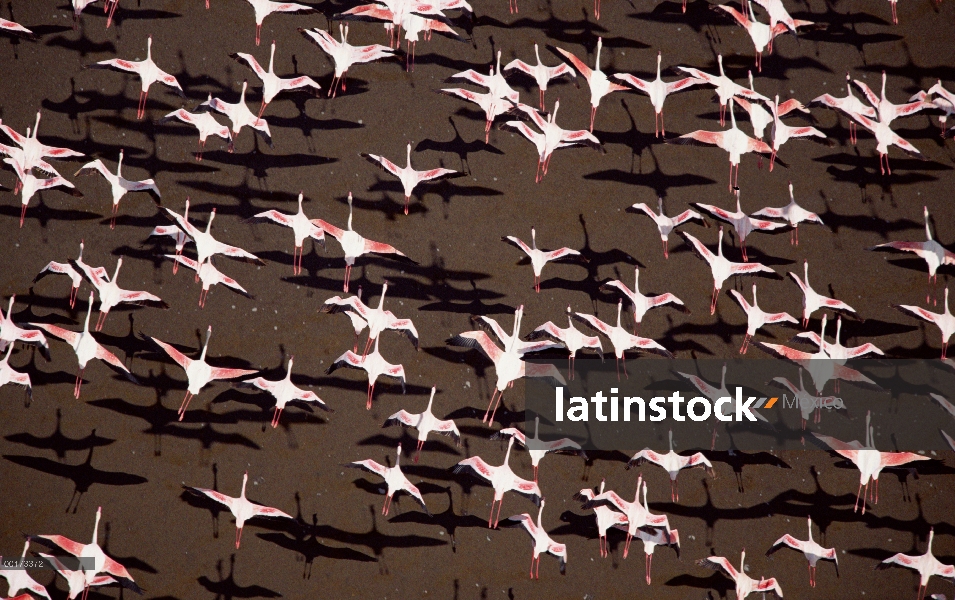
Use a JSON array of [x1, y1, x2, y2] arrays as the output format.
[[70, 286, 78, 309], [255, 23, 262, 46], [366, 383, 375, 410], [488, 499, 496, 528], [662, 238, 669, 259], [646, 553, 652, 584], [178, 392, 193, 421], [196, 139, 205, 162], [590, 106, 596, 132], [710, 287, 719, 315], [488, 390, 505, 424], [362, 335, 374, 362], [106, 0, 118, 27], [741, 239, 748, 262], [236, 526, 243, 548], [533, 465, 538, 483], [720, 103, 726, 127], [110, 202, 119, 230], [539, 89, 545, 112], [624, 534, 632, 558], [740, 333, 751, 354], [258, 101, 267, 119], [272, 407, 283, 428], [415, 440, 423, 463], [19, 203, 27, 228], [344, 264, 352, 292], [483, 389, 499, 423], [529, 554, 535, 578], [74, 368, 85, 399]]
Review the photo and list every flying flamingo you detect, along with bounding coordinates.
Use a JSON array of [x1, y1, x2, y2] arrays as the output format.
[[70, 0, 101, 29], [315, 193, 411, 292], [242, 357, 330, 427], [184, 471, 294, 548], [679, 228, 775, 315], [0, 111, 84, 178], [453, 436, 542, 528], [198, 82, 273, 150], [752, 182, 825, 245], [729, 283, 798, 353], [603, 267, 688, 333], [448, 50, 520, 106], [580, 475, 672, 558], [74, 150, 161, 228], [502, 100, 601, 182], [814, 411, 931, 513], [766, 516, 838, 587], [86, 35, 185, 119], [613, 51, 705, 137], [326, 336, 406, 409], [322, 282, 418, 360], [878, 528, 955, 600], [733, 72, 811, 149], [165, 255, 252, 308], [852, 111, 925, 175], [232, 40, 322, 117], [574, 300, 674, 379], [299, 25, 395, 97], [789, 260, 857, 327], [0, 541, 50, 600], [150, 326, 258, 421], [768, 94, 828, 170], [348, 443, 428, 515], [869, 206, 955, 304], [793, 314, 884, 364], [321, 286, 371, 351], [553, 37, 628, 131], [505, 500, 567, 578], [504, 44, 575, 111], [855, 71, 933, 124], [244, 0, 314, 45], [811, 72, 877, 144], [0, 295, 50, 355], [627, 430, 714, 501], [575, 480, 629, 558], [525, 306, 603, 380], [0, 344, 32, 398], [34, 241, 107, 309], [29, 292, 131, 398], [150, 200, 192, 274], [245, 192, 325, 275], [156, 101, 233, 160], [72, 257, 167, 331], [771, 368, 839, 427], [894, 287, 955, 359], [362, 143, 458, 215], [383, 386, 461, 462], [678, 364, 728, 404], [750, 0, 801, 32], [494, 416, 586, 482], [922, 80, 955, 136], [40, 552, 116, 600], [29, 506, 140, 598], [695, 189, 786, 261], [668, 98, 772, 190], [0, 17, 35, 37], [715, 0, 794, 72], [503, 227, 582, 293], [629, 197, 704, 259], [439, 87, 511, 143], [164, 206, 265, 276], [7, 168, 80, 227], [697, 550, 784, 599], [677, 55, 769, 126], [629, 527, 681, 584]]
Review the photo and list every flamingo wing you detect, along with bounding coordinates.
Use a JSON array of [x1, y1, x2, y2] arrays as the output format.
[[715, 4, 752, 28], [209, 366, 258, 382], [876, 552, 917, 569], [851, 80, 880, 110], [447, 330, 504, 363], [844, 342, 884, 358], [676, 371, 721, 399], [677, 231, 716, 264], [74, 159, 113, 181], [777, 98, 809, 115], [628, 448, 664, 468], [894, 303, 943, 325], [749, 216, 788, 231], [149, 336, 193, 370], [502, 235, 533, 258], [542, 247, 581, 262], [763, 310, 798, 325], [819, 296, 856, 313], [766, 533, 806, 555], [117, 289, 167, 306], [293, 388, 328, 409], [325, 350, 365, 375], [363, 238, 406, 257], [383, 409, 419, 428], [756, 342, 814, 362], [559, 128, 601, 148], [754, 577, 783, 597], [400, 479, 429, 514], [811, 433, 860, 458], [666, 76, 705, 94], [271, 2, 314, 13], [29, 534, 86, 557], [509, 476, 543, 504], [417, 167, 458, 183], [231, 52, 267, 78], [313, 219, 344, 241], [100, 556, 135, 581], [571, 312, 613, 336], [614, 73, 650, 93], [672, 209, 704, 226], [507, 512, 539, 537], [94, 344, 131, 374], [432, 418, 461, 444], [347, 458, 389, 477], [503, 58, 535, 77], [362, 152, 403, 178], [250, 503, 294, 519], [930, 393, 955, 418], [501, 120, 544, 148], [522, 360, 567, 386], [727, 261, 775, 277], [215, 242, 265, 265], [493, 427, 528, 446], [165, 254, 200, 274], [697, 555, 738, 579], [244, 376, 279, 392], [890, 132, 925, 159], [552, 46, 592, 79], [322, 294, 372, 319], [449, 68, 490, 88], [452, 455, 497, 481], [247, 209, 292, 227], [28, 323, 80, 348], [581, 490, 630, 513], [298, 27, 338, 56], [879, 451, 931, 467], [687, 452, 714, 473], [728, 289, 752, 312], [88, 58, 142, 75]]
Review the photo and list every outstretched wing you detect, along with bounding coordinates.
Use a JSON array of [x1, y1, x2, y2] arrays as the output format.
[[552, 46, 592, 79], [697, 555, 738, 579]]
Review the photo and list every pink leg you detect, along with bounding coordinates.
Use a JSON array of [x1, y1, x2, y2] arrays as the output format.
[[70, 286, 78, 309], [415, 440, 423, 463], [539, 89, 545, 112], [362, 336, 374, 362], [20, 203, 27, 228], [74, 368, 85, 399], [663, 238, 669, 259], [107, 0, 118, 27], [344, 265, 352, 292], [646, 553, 652, 584], [483, 389, 499, 423], [624, 534, 631, 558], [740, 334, 750, 354], [404, 196, 410, 216], [488, 500, 496, 528], [590, 106, 596, 132], [529, 554, 535, 578], [178, 392, 193, 421], [367, 383, 375, 410], [272, 407, 282, 428], [256, 23, 262, 46], [488, 391, 505, 424]]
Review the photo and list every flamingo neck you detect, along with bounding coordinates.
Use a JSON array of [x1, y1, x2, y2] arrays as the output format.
[[4, 296, 13, 320], [117, 150, 124, 176], [657, 197, 664, 215], [634, 267, 640, 291], [924, 207, 933, 241], [33, 112, 41, 139], [147, 37, 153, 60], [536, 503, 544, 527], [395, 445, 402, 468], [200, 328, 211, 361], [3, 343, 13, 363], [668, 429, 674, 453], [83, 295, 94, 332], [269, 42, 276, 72], [379, 284, 388, 309], [729, 100, 737, 129], [752, 284, 758, 307], [552, 102, 559, 122], [504, 438, 513, 464], [347, 194, 354, 230], [803, 261, 809, 286], [206, 210, 216, 234], [534, 416, 540, 439], [20, 540, 28, 558], [616, 301, 623, 328], [241, 473, 248, 498], [718, 55, 725, 77], [426, 387, 435, 412], [531, 228, 537, 250], [836, 317, 843, 344], [880, 72, 887, 102], [92, 508, 102, 545], [928, 529, 935, 553], [495, 50, 501, 74], [112, 259, 123, 282], [945, 288, 951, 316], [656, 53, 662, 80], [595, 38, 602, 69], [286, 360, 294, 380], [739, 551, 746, 573], [240, 82, 248, 103], [718, 229, 725, 258], [788, 183, 795, 205], [807, 518, 814, 542], [297, 194, 304, 214]]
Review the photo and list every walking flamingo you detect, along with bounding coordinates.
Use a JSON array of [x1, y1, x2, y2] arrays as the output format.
[[299, 25, 395, 97], [0, 295, 50, 355], [245, 192, 325, 275], [627, 430, 714, 501], [503, 227, 582, 293], [574, 300, 674, 379], [453, 436, 542, 528], [613, 51, 705, 136], [243, 0, 315, 45], [894, 287, 955, 359], [198, 82, 273, 151], [383, 386, 461, 462], [72, 257, 167, 331], [156, 101, 233, 160], [165, 255, 252, 308], [677, 55, 769, 126], [575, 480, 629, 558], [349, 443, 428, 515], [504, 44, 575, 111], [766, 516, 838, 587], [729, 283, 798, 353], [494, 416, 586, 482], [232, 40, 322, 117], [505, 500, 567, 578], [362, 143, 458, 215], [326, 337, 406, 409], [629, 197, 704, 259], [322, 283, 419, 360], [526, 306, 603, 380], [74, 150, 161, 228], [603, 267, 688, 333], [789, 260, 857, 327], [86, 36, 185, 119], [184, 471, 294, 548], [695, 189, 786, 261], [502, 100, 601, 182], [877, 528, 955, 600], [34, 241, 106, 309], [811, 72, 877, 144], [752, 182, 825, 245], [580, 475, 672, 558], [697, 550, 784, 599], [242, 357, 330, 427], [553, 38, 628, 132]]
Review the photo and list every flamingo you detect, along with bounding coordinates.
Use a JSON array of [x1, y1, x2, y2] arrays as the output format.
[[165, 255, 252, 308], [678, 364, 729, 405], [766, 516, 838, 587], [869, 206, 955, 304], [575, 480, 629, 558], [502, 100, 601, 182], [7, 168, 79, 227], [198, 82, 273, 151], [503, 227, 582, 293], [448, 51, 520, 106], [668, 98, 772, 190], [243, 0, 315, 45], [232, 40, 322, 117], [150, 200, 191, 274], [505, 500, 567, 578], [894, 287, 955, 359], [729, 283, 798, 353], [439, 87, 511, 144], [39, 552, 116, 600], [103, 0, 119, 26], [771, 368, 839, 427], [603, 267, 688, 333], [0, 541, 50, 600], [573, 300, 674, 380], [70, 0, 101, 29], [494, 416, 586, 482], [156, 101, 232, 160], [627, 430, 714, 501], [348, 443, 428, 515], [321, 285, 371, 351], [679, 228, 776, 315], [29, 293, 131, 398], [299, 25, 395, 98], [580, 475, 672, 558], [362, 143, 458, 215], [29, 507, 140, 599], [326, 336, 406, 409], [851, 112, 925, 175], [71, 257, 167, 331], [74, 150, 161, 228], [628, 527, 680, 584], [752, 182, 825, 245], [810, 72, 877, 144], [0, 295, 50, 355], [733, 72, 811, 146], [453, 436, 542, 528], [315, 193, 411, 292], [525, 306, 603, 380], [85, 36, 184, 119], [184, 471, 294, 548], [789, 260, 857, 327], [750, 0, 800, 32], [613, 51, 705, 137], [923, 80, 955, 137], [793, 314, 884, 364], [0, 344, 32, 398], [697, 550, 784, 599], [715, 0, 794, 72], [322, 282, 419, 360], [150, 326, 258, 421], [0, 111, 84, 178], [553, 38, 628, 131], [245, 192, 325, 275], [164, 206, 265, 276], [242, 357, 330, 427], [677, 55, 769, 126], [814, 411, 931, 513], [383, 386, 460, 462], [504, 44, 575, 111], [33, 241, 107, 309], [695, 189, 786, 261], [0, 17, 35, 37], [878, 528, 955, 600], [629, 197, 704, 259], [768, 94, 828, 170]]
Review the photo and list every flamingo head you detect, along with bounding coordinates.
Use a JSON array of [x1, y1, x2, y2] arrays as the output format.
[[530, 225, 536, 247], [751, 282, 758, 305], [396, 442, 403, 457]]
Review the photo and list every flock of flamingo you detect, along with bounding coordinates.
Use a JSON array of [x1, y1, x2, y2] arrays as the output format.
[[1, 0, 954, 598]]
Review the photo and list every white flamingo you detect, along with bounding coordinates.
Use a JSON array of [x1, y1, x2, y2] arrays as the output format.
[[0, 111, 84, 178], [526, 306, 603, 380], [505, 500, 567, 579], [504, 44, 575, 111], [383, 386, 460, 462], [677, 55, 769, 126], [348, 443, 428, 515], [628, 430, 714, 501], [150, 200, 192, 274], [502, 100, 601, 183], [574, 300, 674, 379], [74, 150, 161, 228], [243, 356, 330, 427], [326, 336, 406, 409], [0, 541, 50, 600], [811, 72, 877, 144], [752, 182, 825, 245], [156, 101, 232, 160], [789, 260, 857, 327], [503, 227, 582, 293], [72, 257, 167, 331], [299, 25, 395, 97], [198, 82, 273, 151], [614, 51, 705, 137], [729, 283, 798, 353], [34, 241, 106, 309], [855, 71, 931, 124], [454, 436, 542, 528], [878, 528, 955, 600], [852, 111, 924, 175], [793, 314, 884, 364], [553, 37, 628, 131], [766, 516, 838, 587], [86, 36, 184, 119], [7, 167, 79, 228], [0, 344, 32, 398], [627, 526, 680, 584], [894, 287, 955, 359], [439, 87, 512, 144], [243, 0, 315, 45], [603, 267, 687, 333], [575, 480, 629, 558], [245, 192, 325, 275], [232, 40, 322, 117], [40, 552, 116, 600], [580, 475, 672, 558], [771, 368, 839, 427], [697, 550, 784, 599], [165, 254, 252, 308], [629, 197, 704, 259], [695, 189, 786, 262], [322, 282, 419, 360], [362, 143, 458, 214], [495, 416, 586, 482], [0, 295, 50, 354], [768, 94, 828, 170], [164, 205, 265, 275]]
